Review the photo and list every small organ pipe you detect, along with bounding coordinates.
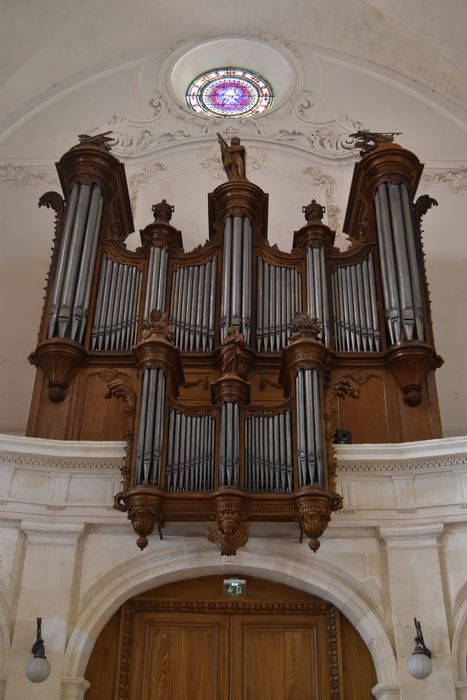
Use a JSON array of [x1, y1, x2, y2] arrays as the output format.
[[269, 264, 276, 352], [201, 260, 211, 351], [263, 263, 270, 352], [295, 372, 307, 487], [152, 371, 166, 486], [355, 263, 368, 351], [91, 256, 107, 350], [142, 369, 157, 483], [376, 184, 401, 343], [304, 369, 316, 484]]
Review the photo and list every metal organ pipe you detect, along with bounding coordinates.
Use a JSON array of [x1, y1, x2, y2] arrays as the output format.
[[169, 258, 217, 352], [375, 181, 425, 345], [256, 258, 302, 352], [91, 254, 142, 351], [220, 216, 252, 343], [219, 402, 240, 487], [245, 410, 293, 492], [48, 182, 104, 341], [331, 255, 380, 352], [295, 368, 324, 487]]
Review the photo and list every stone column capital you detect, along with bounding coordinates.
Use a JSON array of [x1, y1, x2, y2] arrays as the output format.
[[61, 676, 91, 700], [372, 683, 401, 699], [379, 523, 444, 550], [20, 521, 85, 546]]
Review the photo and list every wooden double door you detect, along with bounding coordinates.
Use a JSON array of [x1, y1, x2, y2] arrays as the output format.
[[85, 577, 376, 699]]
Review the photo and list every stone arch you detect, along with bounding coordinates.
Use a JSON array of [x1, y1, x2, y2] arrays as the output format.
[[453, 580, 467, 680], [62, 540, 399, 691]]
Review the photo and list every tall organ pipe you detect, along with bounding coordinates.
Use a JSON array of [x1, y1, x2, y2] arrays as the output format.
[[220, 216, 252, 342], [134, 368, 166, 486], [375, 181, 425, 345], [48, 182, 104, 341], [295, 368, 324, 487]]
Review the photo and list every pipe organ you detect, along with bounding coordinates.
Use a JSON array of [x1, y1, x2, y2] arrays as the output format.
[[27, 134, 442, 554]]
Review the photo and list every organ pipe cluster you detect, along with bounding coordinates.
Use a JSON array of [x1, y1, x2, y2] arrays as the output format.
[[48, 182, 103, 342], [375, 182, 425, 343]]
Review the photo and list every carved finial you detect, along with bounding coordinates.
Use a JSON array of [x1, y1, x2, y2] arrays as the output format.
[[77, 131, 114, 150], [142, 309, 174, 342], [302, 199, 325, 222], [349, 130, 402, 157], [152, 199, 174, 222], [217, 133, 247, 180], [289, 312, 321, 342], [219, 326, 246, 375]]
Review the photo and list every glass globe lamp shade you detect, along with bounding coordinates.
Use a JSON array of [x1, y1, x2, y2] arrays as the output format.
[[407, 649, 433, 680], [25, 655, 51, 683]]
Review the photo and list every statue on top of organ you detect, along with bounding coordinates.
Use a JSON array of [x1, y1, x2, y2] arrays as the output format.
[[27, 132, 443, 554]]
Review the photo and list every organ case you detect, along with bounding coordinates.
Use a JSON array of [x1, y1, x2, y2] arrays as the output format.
[[27, 135, 442, 553]]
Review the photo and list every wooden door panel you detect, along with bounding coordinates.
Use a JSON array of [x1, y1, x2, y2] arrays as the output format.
[[231, 614, 331, 700], [128, 612, 229, 700]]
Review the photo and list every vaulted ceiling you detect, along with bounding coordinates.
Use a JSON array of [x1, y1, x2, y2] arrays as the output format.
[[1, 0, 467, 436]]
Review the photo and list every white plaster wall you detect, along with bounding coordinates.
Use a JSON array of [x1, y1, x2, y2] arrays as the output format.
[[0, 435, 465, 699]]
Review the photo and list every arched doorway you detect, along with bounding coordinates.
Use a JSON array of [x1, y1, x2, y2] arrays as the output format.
[[84, 575, 376, 699]]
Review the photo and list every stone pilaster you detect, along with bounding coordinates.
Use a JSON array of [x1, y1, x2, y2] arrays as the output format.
[[380, 524, 456, 700]]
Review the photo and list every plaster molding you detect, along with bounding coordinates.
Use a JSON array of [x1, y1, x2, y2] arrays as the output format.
[[0, 164, 58, 188], [61, 677, 91, 700], [371, 684, 400, 700], [379, 523, 444, 550], [127, 162, 168, 213], [302, 165, 343, 232], [21, 520, 85, 546], [421, 167, 467, 192], [0, 434, 125, 461]]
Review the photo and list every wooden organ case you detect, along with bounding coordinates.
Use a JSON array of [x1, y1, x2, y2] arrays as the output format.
[[27, 134, 442, 554]]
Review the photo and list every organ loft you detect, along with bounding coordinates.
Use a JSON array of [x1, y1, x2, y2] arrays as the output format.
[[27, 133, 442, 555]]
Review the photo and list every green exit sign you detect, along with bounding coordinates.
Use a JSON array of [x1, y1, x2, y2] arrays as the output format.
[[223, 578, 246, 596]]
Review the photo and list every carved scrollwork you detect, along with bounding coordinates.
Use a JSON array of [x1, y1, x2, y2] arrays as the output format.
[[101, 369, 137, 492], [324, 376, 361, 490]]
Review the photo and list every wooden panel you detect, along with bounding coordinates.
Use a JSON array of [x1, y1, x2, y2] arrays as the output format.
[[340, 614, 377, 699], [85, 576, 376, 700], [128, 612, 229, 700], [231, 614, 328, 700], [85, 610, 120, 699], [336, 371, 402, 443]]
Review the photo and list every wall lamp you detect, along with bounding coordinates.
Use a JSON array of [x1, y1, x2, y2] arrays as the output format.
[[25, 617, 51, 683], [407, 617, 432, 680]]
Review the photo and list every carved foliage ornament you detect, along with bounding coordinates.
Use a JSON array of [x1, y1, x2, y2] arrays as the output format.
[[101, 368, 137, 493]]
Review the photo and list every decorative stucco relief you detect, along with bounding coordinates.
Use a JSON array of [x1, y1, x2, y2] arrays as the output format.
[[0, 165, 58, 188], [421, 167, 467, 192], [302, 165, 343, 234], [128, 162, 168, 213]]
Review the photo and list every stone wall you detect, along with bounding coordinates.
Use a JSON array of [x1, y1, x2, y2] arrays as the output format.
[[0, 434, 466, 699]]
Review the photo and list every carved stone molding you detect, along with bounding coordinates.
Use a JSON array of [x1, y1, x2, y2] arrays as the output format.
[[29, 338, 86, 402], [207, 491, 249, 556]]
